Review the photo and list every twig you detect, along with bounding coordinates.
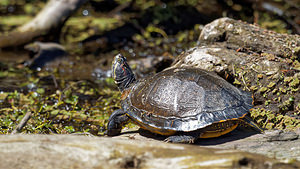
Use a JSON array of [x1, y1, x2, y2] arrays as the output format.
[[232, 64, 236, 75], [241, 73, 250, 91], [51, 74, 58, 88], [11, 111, 32, 134]]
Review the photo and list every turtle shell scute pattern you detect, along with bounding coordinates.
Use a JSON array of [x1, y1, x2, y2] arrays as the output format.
[[122, 68, 253, 132]]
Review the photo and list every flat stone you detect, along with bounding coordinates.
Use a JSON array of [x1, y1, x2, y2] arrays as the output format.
[[1, 134, 299, 169], [115, 127, 300, 162]]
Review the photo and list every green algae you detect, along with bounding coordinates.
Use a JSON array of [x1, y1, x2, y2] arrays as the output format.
[[0, 65, 121, 134], [63, 17, 120, 43], [0, 16, 32, 26]]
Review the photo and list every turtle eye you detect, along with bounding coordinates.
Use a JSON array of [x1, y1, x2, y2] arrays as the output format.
[[119, 56, 126, 63], [117, 57, 126, 63]]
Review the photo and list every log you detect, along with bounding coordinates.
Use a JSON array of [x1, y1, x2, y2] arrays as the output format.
[[0, 134, 299, 169], [0, 0, 87, 48]]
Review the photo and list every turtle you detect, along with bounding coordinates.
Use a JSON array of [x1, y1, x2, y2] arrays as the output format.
[[106, 54, 263, 143]]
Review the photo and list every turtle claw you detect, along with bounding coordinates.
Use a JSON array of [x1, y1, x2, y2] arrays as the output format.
[[164, 135, 196, 144], [105, 128, 122, 136]]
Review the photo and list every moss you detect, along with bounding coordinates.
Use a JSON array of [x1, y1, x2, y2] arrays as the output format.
[[265, 123, 274, 130], [292, 61, 300, 71], [250, 108, 300, 130], [264, 100, 271, 106], [284, 77, 293, 83], [266, 113, 275, 120], [250, 85, 258, 91], [233, 79, 241, 85], [62, 16, 120, 43], [271, 88, 278, 94], [289, 78, 299, 88], [275, 114, 284, 122], [283, 117, 296, 129], [258, 87, 268, 93], [0, 16, 32, 27], [267, 82, 276, 89], [0, 93, 8, 100], [279, 98, 294, 112], [279, 87, 287, 94], [259, 15, 289, 34]]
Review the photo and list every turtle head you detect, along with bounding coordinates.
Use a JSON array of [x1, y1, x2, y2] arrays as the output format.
[[112, 54, 135, 92]]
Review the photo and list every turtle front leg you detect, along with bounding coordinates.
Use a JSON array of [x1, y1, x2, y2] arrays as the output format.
[[106, 109, 129, 136], [164, 132, 200, 144]]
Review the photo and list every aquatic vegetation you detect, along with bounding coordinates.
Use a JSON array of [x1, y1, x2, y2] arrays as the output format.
[[0, 65, 121, 135]]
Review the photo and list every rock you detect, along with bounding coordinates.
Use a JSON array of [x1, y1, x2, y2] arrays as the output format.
[[171, 17, 300, 130], [173, 17, 299, 74], [198, 17, 299, 58], [129, 55, 174, 77], [115, 127, 300, 162], [24, 41, 67, 70], [201, 129, 300, 161], [171, 46, 246, 72], [0, 134, 299, 169], [262, 130, 299, 141]]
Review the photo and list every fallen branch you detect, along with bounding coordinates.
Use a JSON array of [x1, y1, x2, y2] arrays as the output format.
[[0, 0, 87, 48], [11, 111, 32, 134]]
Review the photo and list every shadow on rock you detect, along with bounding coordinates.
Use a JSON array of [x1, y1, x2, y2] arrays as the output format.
[[195, 128, 259, 145], [137, 127, 260, 145]]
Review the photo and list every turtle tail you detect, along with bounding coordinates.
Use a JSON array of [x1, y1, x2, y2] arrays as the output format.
[[242, 115, 264, 133]]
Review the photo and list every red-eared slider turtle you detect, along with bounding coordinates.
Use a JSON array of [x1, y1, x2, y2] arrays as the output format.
[[107, 54, 262, 143]]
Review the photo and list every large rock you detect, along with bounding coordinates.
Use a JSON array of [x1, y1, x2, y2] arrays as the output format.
[[171, 17, 300, 130], [115, 127, 300, 161], [0, 134, 299, 169], [198, 17, 299, 58]]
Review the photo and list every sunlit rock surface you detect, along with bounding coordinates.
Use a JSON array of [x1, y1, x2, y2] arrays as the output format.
[[0, 134, 299, 169], [115, 127, 300, 161]]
